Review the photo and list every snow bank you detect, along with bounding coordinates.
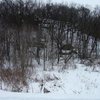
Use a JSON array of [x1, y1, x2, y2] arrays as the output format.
[[0, 90, 100, 100], [0, 63, 100, 100]]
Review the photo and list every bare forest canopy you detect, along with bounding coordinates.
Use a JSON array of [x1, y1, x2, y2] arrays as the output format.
[[0, 0, 100, 70]]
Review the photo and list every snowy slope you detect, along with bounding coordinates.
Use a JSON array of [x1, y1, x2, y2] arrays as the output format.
[[28, 63, 100, 95], [0, 63, 100, 100], [0, 90, 100, 100]]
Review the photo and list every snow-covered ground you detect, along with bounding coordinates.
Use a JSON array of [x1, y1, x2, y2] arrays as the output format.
[[0, 62, 100, 100], [0, 90, 100, 100]]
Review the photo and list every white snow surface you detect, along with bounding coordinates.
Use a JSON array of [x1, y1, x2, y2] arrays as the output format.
[[0, 90, 100, 100], [0, 62, 100, 100]]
